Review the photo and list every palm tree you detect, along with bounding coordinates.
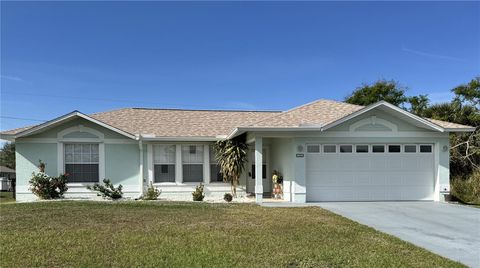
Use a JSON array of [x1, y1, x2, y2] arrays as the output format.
[[213, 139, 249, 197]]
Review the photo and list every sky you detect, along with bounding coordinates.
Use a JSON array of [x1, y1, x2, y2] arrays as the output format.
[[1, 1, 479, 134]]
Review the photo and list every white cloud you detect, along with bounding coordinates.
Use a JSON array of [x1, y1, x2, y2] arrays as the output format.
[[0, 75, 24, 82], [401, 47, 466, 62]]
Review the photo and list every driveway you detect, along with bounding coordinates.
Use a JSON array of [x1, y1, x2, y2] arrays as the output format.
[[316, 202, 480, 267]]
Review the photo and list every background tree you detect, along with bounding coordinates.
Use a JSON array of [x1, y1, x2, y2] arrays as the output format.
[[0, 142, 15, 169], [213, 137, 249, 197], [345, 80, 409, 107]]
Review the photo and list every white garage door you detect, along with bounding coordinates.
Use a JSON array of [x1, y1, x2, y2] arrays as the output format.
[[306, 144, 435, 201]]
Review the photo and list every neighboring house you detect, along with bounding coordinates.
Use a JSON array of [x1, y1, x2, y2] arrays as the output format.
[[0, 99, 475, 203], [0, 165, 16, 192]]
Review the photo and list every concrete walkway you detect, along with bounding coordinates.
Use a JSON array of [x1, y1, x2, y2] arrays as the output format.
[[263, 202, 480, 267]]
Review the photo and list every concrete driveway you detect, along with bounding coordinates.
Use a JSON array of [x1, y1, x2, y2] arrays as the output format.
[[316, 202, 479, 267]]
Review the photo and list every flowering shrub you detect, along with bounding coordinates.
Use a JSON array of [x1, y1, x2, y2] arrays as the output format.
[[29, 172, 69, 199]]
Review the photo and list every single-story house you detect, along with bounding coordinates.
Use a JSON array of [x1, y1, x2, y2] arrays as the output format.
[[0, 165, 16, 192], [0, 99, 475, 203]]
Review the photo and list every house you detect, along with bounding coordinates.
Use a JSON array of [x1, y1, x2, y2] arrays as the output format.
[[0, 99, 475, 203], [0, 166, 15, 192]]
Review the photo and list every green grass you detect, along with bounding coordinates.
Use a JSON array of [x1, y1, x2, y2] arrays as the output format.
[[0, 201, 464, 268], [0, 191, 15, 204]]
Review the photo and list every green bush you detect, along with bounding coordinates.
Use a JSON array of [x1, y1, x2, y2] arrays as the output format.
[[87, 179, 123, 200], [29, 172, 68, 199], [224, 193, 233, 202], [143, 183, 161, 200], [192, 183, 205, 201], [451, 170, 480, 205]]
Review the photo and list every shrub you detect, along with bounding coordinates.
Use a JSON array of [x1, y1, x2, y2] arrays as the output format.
[[144, 182, 161, 200], [224, 193, 233, 202], [451, 170, 480, 205], [192, 183, 205, 201], [29, 172, 69, 199], [87, 179, 123, 200]]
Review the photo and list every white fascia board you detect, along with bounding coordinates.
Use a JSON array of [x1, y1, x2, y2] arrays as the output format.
[[15, 111, 136, 139], [444, 127, 477, 132], [227, 127, 322, 139], [140, 136, 223, 142], [321, 101, 445, 132], [0, 134, 15, 142]]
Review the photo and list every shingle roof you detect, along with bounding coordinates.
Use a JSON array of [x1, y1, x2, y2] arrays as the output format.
[[0, 166, 15, 173], [89, 108, 280, 137], [0, 99, 475, 139], [424, 118, 475, 130]]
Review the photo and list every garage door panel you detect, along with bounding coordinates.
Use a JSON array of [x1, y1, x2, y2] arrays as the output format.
[[306, 144, 435, 201]]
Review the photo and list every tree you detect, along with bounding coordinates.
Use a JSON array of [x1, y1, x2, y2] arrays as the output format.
[[213, 138, 249, 197], [408, 94, 430, 116], [345, 80, 409, 106], [452, 77, 480, 107], [0, 142, 15, 169]]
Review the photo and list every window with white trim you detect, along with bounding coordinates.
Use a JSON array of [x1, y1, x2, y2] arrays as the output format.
[[339, 145, 353, 153], [64, 143, 99, 183], [153, 145, 176, 183], [323, 145, 336, 153], [182, 145, 204, 183], [355, 145, 369, 153], [372, 145, 385, 153], [307, 144, 320, 153], [209, 145, 223, 182], [420, 145, 433, 153], [388, 145, 401, 153], [404, 145, 417, 153]]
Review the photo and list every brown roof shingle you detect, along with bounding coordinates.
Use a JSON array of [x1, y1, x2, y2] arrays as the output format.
[[250, 99, 364, 127], [89, 108, 280, 137], [1, 99, 475, 138]]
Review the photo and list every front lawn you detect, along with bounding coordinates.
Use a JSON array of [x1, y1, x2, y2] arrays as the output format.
[[0, 201, 463, 267], [0, 191, 15, 204]]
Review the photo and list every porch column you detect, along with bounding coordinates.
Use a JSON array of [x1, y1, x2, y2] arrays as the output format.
[[255, 136, 263, 203]]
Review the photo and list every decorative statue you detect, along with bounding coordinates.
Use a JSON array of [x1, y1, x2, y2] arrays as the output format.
[[272, 170, 283, 199]]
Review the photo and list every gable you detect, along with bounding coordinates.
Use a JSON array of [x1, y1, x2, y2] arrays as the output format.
[[326, 109, 436, 133], [21, 118, 131, 140]]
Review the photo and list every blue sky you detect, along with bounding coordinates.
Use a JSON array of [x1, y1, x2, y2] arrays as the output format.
[[1, 1, 479, 133]]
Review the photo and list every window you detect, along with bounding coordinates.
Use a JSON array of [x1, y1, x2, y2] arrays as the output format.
[[420, 145, 433, 153], [209, 145, 223, 182], [252, 149, 267, 179], [339, 145, 353, 153], [356, 145, 369, 153], [64, 143, 99, 183], [323, 145, 336, 153], [404, 145, 417, 153], [372, 145, 385, 153], [182, 145, 204, 182], [388, 145, 401, 153], [307, 144, 320, 153], [153, 145, 176, 183]]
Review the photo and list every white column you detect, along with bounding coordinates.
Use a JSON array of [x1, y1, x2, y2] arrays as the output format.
[[175, 144, 183, 184], [255, 137, 263, 203], [203, 144, 210, 184], [147, 144, 153, 185]]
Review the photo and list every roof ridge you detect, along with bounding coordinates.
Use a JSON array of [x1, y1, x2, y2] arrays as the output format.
[[129, 107, 281, 113]]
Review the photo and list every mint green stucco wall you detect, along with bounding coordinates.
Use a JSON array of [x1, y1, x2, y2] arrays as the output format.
[[105, 144, 140, 185], [16, 142, 58, 186], [270, 138, 294, 201]]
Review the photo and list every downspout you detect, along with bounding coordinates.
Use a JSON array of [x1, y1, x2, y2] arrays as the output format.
[[137, 135, 144, 199]]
